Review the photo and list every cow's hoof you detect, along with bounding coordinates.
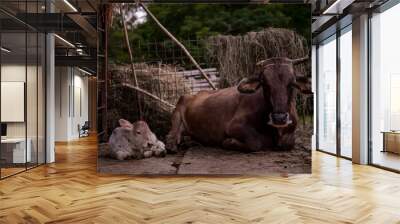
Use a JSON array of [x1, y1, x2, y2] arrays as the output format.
[[152, 148, 167, 157], [158, 150, 167, 157], [166, 147, 178, 154], [166, 142, 178, 154], [277, 144, 294, 151], [136, 154, 145, 160]]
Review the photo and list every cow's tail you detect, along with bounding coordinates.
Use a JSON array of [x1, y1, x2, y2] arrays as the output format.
[[166, 95, 189, 152], [176, 96, 191, 132]]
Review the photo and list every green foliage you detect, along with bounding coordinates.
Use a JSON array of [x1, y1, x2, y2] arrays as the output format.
[[109, 4, 310, 64]]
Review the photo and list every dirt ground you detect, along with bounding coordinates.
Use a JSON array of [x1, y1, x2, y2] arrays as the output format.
[[97, 123, 312, 175]]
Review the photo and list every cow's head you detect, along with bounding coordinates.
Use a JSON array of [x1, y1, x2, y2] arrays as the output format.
[[237, 57, 311, 128]]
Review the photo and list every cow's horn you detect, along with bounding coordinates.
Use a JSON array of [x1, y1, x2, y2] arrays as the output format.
[[256, 60, 267, 67], [291, 57, 309, 65]]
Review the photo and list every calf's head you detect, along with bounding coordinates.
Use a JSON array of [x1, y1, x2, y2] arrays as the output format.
[[118, 119, 159, 149], [237, 57, 311, 128]]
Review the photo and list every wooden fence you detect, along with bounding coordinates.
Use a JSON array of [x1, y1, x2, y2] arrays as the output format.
[[176, 68, 219, 94]]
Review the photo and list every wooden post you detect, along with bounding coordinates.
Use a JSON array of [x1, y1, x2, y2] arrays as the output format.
[[157, 62, 162, 99], [174, 67, 178, 97], [120, 4, 143, 119], [139, 3, 217, 90]]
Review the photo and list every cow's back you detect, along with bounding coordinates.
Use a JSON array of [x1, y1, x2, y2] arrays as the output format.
[[182, 87, 250, 145]]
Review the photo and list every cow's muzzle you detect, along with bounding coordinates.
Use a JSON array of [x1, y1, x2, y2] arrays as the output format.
[[268, 113, 292, 128]]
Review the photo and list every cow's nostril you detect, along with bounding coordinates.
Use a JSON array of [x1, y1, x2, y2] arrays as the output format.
[[271, 113, 289, 124]]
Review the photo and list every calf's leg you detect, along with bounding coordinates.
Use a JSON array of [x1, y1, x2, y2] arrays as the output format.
[[115, 150, 130, 160]]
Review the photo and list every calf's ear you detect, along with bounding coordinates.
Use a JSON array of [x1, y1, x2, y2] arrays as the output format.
[[295, 75, 313, 95], [237, 77, 261, 94], [119, 119, 134, 130]]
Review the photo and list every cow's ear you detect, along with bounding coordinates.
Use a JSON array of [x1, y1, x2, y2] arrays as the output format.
[[237, 77, 261, 94], [295, 75, 312, 95], [119, 119, 134, 130]]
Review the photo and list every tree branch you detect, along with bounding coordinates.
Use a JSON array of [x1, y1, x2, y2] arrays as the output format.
[[139, 3, 217, 90]]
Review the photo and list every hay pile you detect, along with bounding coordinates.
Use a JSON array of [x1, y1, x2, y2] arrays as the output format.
[[207, 28, 309, 88], [135, 63, 191, 110], [107, 63, 191, 140]]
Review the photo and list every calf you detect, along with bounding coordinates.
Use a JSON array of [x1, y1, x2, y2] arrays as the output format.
[[109, 119, 166, 160]]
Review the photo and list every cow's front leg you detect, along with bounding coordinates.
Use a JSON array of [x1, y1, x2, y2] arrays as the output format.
[[242, 131, 264, 152], [222, 138, 248, 151], [225, 124, 265, 152], [223, 130, 263, 152], [277, 132, 295, 150]]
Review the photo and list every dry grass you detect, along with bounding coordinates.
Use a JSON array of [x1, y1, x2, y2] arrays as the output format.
[[207, 28, 310, 88], [107, 63, 191, 140]]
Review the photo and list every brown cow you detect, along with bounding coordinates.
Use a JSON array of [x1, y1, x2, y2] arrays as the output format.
[[166, 57, 311, 152]]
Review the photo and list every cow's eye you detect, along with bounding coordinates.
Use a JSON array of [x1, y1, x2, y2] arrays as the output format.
[[290, 82, 299, 89], [136, 131, 141, 134]]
